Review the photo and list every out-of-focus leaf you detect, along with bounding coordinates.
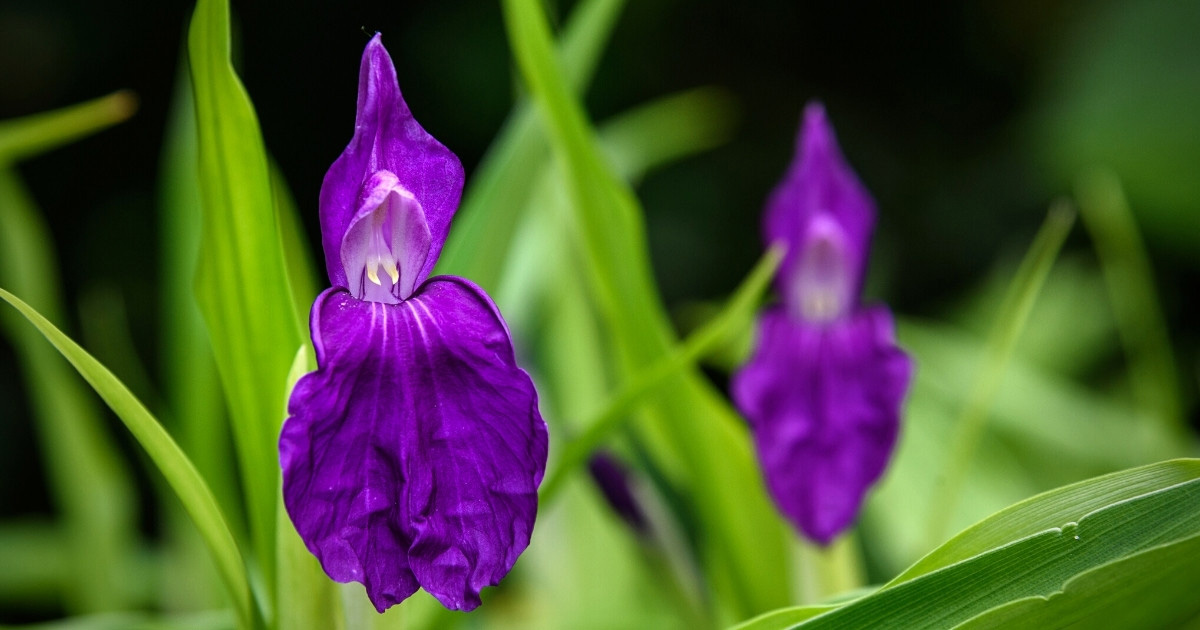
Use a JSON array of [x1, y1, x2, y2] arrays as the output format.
[[0, 289, 259, 630], [437, 0, 626, 291], [0, 170, 141, 613], [928, 204, 1075, 543], [598, 86, 737, 183], [0, 91, 136, 165], [271, 162, 319, 336], [0, 610, 236, 630], [1029, 0, 1200, 256], [539, 245, 782, 504], [0, 521, 67, 605], [1076, 171, 1185, 437], [745, 459, 1200, 629], [502, 0, 790, 620], [188, 0, 304, 599], [159, 58, 239, 611]]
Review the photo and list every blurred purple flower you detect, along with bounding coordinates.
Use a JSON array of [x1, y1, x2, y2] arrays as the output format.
[[732, 103, 912, 545], [587, 451, 649, 536], [279, 34, 548, 612]]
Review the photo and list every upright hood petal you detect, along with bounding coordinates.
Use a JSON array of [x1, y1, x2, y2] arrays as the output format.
[[764, 102, 875, 311], [319, 34, 464, 292]]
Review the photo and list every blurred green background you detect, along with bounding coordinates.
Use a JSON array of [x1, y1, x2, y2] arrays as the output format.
[[2, 0, 1198, 623]]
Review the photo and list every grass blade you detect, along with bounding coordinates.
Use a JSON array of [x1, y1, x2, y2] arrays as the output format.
[[0, 91, 136, 165], [0, 170, 142, 613], [926, 203, 1076, 544], [0, 288, 260, 630]]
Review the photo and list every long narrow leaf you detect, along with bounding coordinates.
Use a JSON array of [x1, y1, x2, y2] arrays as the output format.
[[540, 245, 782, 504], [0, 170, 142, 613], [0, 288, 259, 630], [437, 0, 626, 290], [927, 203, 1076, 543], [0, 91, 136, 165], [188, 0, 304, 601], [159, 59, 240, 610], [502, 0, 790, 618]]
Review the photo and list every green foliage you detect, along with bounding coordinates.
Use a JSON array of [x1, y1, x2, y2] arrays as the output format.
[[0, 170, 141, 612], [742, 460, 1200, 629], [187, 0, 304, 603], [501, 0, 791, 619], [0, 289, 258, 630]]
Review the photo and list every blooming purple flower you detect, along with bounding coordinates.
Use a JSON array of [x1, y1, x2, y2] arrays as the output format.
[[732, 103, 912, 546], [279, 34, 548, 612]]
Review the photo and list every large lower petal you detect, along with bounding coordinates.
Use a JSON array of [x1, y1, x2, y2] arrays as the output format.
[[732, 305, 911, 545], [281, 279, 548, 611]]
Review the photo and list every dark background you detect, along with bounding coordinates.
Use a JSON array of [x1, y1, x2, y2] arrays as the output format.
[[1, 0, 1198, 620]]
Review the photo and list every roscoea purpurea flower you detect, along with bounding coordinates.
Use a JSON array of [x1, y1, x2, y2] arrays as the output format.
[[732, 103, 912, 545], [279, 34, 548, 612]]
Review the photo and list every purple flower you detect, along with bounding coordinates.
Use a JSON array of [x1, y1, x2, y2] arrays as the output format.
[[732, 103, 912, 546], [279, 34, 548, 612]]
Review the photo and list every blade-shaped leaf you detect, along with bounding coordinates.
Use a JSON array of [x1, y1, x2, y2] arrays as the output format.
[[501, 0, 790, 618], [0, 91, 136, 165], [0, 288, 259, 630], [188, 0, 304, 599], [436, 0, 626, 290], [741, 459, 1200, 629], [0, 170, 142, 613]]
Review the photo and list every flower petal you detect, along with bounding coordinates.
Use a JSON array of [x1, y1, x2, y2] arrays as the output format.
[[764, 102, 875, 312], [732, 305, 912, 544], [319, 34, 464, 292], [281, 279, 548, 611]]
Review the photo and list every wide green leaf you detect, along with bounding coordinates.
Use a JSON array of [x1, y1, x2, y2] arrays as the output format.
[[0, 289, 259, 630], [744, 459, 1200, 629], [188, 0, 304, 600], [954, 532, 1200, 629]]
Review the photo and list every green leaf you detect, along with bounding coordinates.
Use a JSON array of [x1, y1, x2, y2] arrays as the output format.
[[0, 169, 142, 613], [732, 605, 837, 630], [159, 55, 242, 611], [747, 459, 1200, 629], [1075, 171, 1185, 437], [0, 91, 136, 165], [188, 0, 304, 601], [0, 288, 259, 630], [501, 0, 790, 619], [539, 245, 782, 504], [927, 204, 1076, 543], [436, 0, 626, 290]]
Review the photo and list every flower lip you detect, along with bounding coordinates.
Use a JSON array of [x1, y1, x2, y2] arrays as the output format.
[[340, 170, 431, 304]]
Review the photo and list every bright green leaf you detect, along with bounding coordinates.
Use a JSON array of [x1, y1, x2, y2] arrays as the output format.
[[188, 0, 304, 601]]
